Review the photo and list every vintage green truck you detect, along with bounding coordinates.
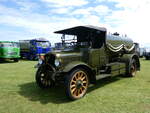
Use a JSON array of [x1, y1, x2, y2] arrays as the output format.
[[35, 25, 140, 100]]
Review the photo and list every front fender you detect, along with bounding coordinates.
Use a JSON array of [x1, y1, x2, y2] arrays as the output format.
[[62, 61, 96, 84], [62, 61, 92, 72]]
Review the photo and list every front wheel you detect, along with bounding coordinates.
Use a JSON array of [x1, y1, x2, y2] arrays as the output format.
[[36, 67, 55, 88], [145, 56, 149, 60], [65, 68, 89, 100], [14, 58, 19, 62]]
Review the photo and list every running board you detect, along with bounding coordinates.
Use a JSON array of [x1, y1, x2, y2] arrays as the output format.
[[96, 74, 111, 80]]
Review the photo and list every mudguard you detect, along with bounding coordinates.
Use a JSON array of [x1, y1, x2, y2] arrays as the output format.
[[62, 61, 96, 84], [120, 53, 140, 72], [62, 61, 92, 72]]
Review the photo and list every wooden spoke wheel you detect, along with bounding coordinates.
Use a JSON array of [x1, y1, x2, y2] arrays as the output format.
[[36, 67, 55, 88], [129, 59, 137, 77], [66, 68, 89, 100]]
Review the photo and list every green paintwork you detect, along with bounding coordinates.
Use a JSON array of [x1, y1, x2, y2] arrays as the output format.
[[119, 53, 140, 71], [107, 62, 126, 76], [0, 41, 20, 59], [62, 61, 92, 72]]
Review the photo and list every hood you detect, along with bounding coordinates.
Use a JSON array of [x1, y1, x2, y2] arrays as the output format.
[[47, 49, 82, 58], [55, 52, 82, 58], [45, 50, 82, 68]]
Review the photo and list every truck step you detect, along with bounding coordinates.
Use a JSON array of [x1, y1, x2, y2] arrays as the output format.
[[96, 74, 111, 80]]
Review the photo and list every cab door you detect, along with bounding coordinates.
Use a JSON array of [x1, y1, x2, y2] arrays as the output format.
[[88, 31, 108, 69], [89, 47, 108, 68], [89, 49, 100, 68]]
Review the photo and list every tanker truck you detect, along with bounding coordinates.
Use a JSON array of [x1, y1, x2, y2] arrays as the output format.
[[19, 38, 51, 60], [35, 25, 140, 100]]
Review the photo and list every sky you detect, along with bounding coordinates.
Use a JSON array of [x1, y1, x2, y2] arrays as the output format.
[[0, 0, 150, 47]]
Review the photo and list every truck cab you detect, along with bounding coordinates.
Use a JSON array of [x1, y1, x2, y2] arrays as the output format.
[[0, 41, 20, 62], [20, 38, 51, 60], [35, 25, 140, 100]]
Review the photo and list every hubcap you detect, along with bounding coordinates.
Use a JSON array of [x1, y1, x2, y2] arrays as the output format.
[[40, 72, 51, 86], [131, 65, 136, 76], [76, 80, 83, 89]]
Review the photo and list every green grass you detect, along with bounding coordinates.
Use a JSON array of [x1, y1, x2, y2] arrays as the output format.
[[0, 59, 150, 113]]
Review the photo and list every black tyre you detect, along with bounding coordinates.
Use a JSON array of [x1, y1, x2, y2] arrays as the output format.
[[65, 68, 89, 100], [36, 67, 55, 88], [145, 56, 149, 60], [14, 58, 19, 62], [30, 55, 35, 60], [128, 59, 137, 77]]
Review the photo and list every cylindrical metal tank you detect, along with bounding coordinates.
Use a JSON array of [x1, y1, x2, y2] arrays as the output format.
[[106, 33, 135, 53]]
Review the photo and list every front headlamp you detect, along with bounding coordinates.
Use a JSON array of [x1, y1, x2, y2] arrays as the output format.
[[39, 55, 45, 60], [54, 59, 60, 67], [38, 59, 43, 65]]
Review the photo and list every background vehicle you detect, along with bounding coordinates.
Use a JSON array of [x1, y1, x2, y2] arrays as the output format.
[[35, 25, 140, 100], [0, 41, 20, 62], [54, 42, 63, 50], [144, 48, 150, 60], [19, 38, 51, 60], [134, 43, 140, 57], [139, 48, 146, 57]]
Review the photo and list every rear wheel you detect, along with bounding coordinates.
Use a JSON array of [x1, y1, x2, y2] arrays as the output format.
[[65, 68, 89, 100], [30, 55, 36, 60], [36, 67, 55, 88], [128, 59, 137, 77]]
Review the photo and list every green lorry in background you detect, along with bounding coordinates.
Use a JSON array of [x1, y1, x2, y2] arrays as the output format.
[[0, 41, 20, 62]]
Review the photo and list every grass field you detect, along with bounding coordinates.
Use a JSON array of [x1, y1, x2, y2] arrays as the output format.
[[0, 59, 150, 113]]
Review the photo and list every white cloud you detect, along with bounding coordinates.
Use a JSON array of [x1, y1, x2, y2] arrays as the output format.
[[41, 0, 88, 7], [72, 8, 91, 15], [1, 0, 150, 46], [50, 7, 72, 14], [0, 4, 88, 44], [0, 4, 20, 16], [15, 1, 40, 12], [104, 0, 150, 45], [109, 0, 150, 10], [95, 0, 105, 2], [93, 5, 111, 15], [72, 5, 111, 16], [81, 15, 101, 25]]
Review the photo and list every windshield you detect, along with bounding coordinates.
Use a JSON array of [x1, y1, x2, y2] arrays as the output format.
[[61, 35, 77, 47], [36, 41, 50, 48], [0, 42, 19, 48], [60, 34, 90, 49]]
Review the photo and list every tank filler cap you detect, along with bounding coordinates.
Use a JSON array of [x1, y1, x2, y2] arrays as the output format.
[[113, 32, 119, 36]]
